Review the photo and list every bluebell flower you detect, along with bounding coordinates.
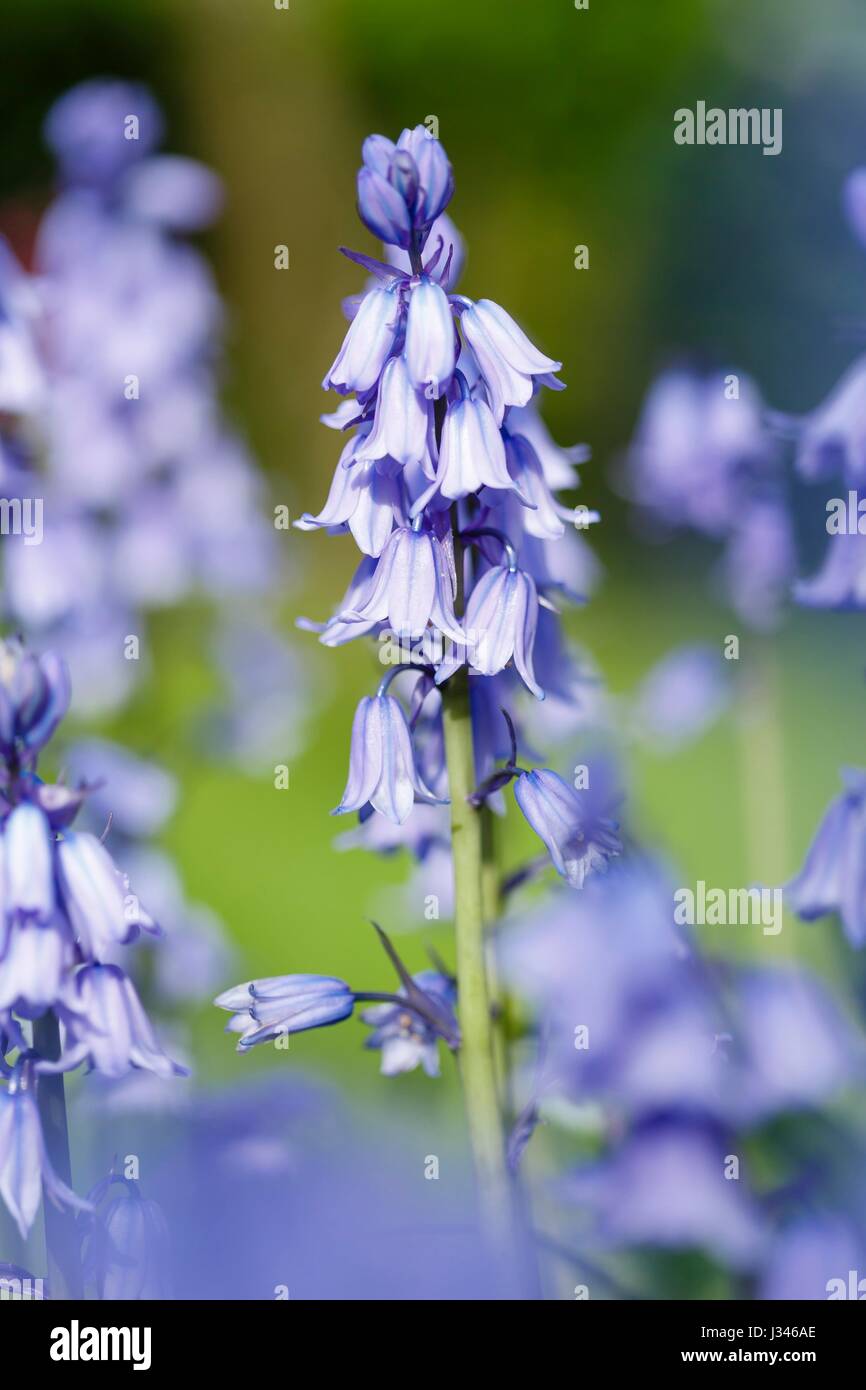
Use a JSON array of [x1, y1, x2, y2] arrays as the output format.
[[0, 1071, 90, 1237], [0, 639, 70, 761], [357, 127, 453, 251], [785, 767, 866, 945], [463, 561, 543, 698], [361, 970, 458, 1076], [215, 975, 356, 1050], [413, 377, 517, 510], [513, 767, 622, 887], [4, 803, 55, 923], [297, 451, 399, 557], [760, 1216, 866, 1301], [322, 286, 402, 395], [43, 964, 188, 1080], [342, 525, 465, 644], [404, 278, 455, 398], [458, 298, 562, 423], [0, 917, 72, 1017], [82, 1174, 172, 1300], [625, 368, 770, 536], [359, 354, 431, 466], [44, 79, 163, 186], [566, 1118, 765, 1269], [57, 831, 148, 959], [334, 694, 441, 824], [729, 967, 864, 1121], [631, 644, 731, 752]]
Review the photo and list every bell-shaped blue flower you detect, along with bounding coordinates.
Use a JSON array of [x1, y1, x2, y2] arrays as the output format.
[[56, 831, 145, 959], [356, 127, 453, 251], [215, 974, 356, 1050], [514, 767, 622, 888], [360, 354, 430, 466], [4, 802, 55, 924], [0, 917, 71, 1017], [0, 639, 71, 761], [334, 693, 441, 824], [322, 286, 401, 395], [404, 278, 455, 399], [785, 767, 866, 946], [0, 1074, 90, 1238], [45, 963, 188, 1079], [460, 298, 561, 423], [463, 561, 543, 699], [413, 381, 516, 512], [361, 969, 458, 1077], [342, 525, 465, 644], [296, 450, 399, 558]]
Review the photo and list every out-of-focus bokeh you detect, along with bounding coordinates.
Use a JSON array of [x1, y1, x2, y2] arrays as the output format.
[[3, 0, 866, 1117]]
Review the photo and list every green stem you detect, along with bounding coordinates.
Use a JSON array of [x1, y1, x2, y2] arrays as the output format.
[[442, 668, 513, 1228], [32, 1011, 82, 1299]]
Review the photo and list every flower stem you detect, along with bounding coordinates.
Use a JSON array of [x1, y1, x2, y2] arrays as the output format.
[[442, 667, 513, 1234], [32, 1011, 82, 1299]]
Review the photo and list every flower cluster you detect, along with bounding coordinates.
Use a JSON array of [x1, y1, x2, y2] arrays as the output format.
[[0, 80, 302, 759], [501, 858, 865, 1290], [220, 123, 618, 1063], [0, 639, 185, 1239], [298, 125, 611, 866]]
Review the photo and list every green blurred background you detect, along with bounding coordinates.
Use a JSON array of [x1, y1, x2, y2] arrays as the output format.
[[4, 0, 866, 1114]]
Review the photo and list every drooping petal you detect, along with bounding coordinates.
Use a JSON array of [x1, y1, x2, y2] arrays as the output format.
[[361, 355, 429, 466], [404, 279, 455, 398], [334, 696, 384, 815], [4, 803, 55, 924], [57, 831, 137, 959], [322, 287, 401, 394]]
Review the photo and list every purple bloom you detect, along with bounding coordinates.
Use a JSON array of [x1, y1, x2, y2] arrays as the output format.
[[297, 451, 399, 557], [357, 128, 453, 251], [322, 286, 401, 394], [0, 919, 71, 1017], [361, 970, 458, 1077], [360, 354, 430, 466], [342, 526, 465, 644], [785, 767, 866, 946], [414, 384, 516, 509], [4, 804, 55, 924], [730, 967, 864, 1121], [56, 831, 145, 959], [215, 975, 356, 1050], [566, 1119, 765, 1268], [625, 368, 770, 535], [44, 80, 163, 186], [0, 639, 70, 761], [631, 644, 731, 752], [44, 964, 187, 1080], [404, 278, 455, 398], [462, 562, 543, 698], [0, 1075, 89, 1237], [83, 1175, 171, 1300], [334, 694, 441, 824], [459, 298, 561, 423], [513, 767, 622, 887]]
